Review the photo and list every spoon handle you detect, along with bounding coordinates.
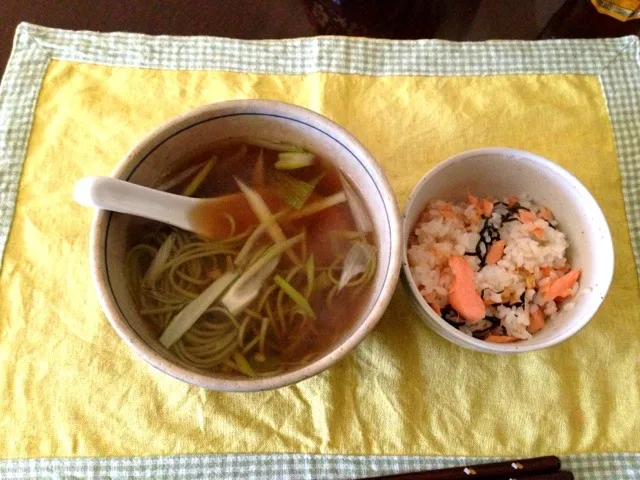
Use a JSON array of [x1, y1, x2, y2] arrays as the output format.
[[74, 176, 197, 231]]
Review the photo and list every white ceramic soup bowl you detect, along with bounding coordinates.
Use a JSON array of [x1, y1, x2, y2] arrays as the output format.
[[401, 147, 614, 353], [89, 100, 401, 391]]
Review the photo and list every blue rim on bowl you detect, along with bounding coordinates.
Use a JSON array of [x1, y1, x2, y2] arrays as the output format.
[[89, 100, 402, 391]]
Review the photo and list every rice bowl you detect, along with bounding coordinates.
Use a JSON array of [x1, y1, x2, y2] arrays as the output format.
[[401, 147, 614, 353]]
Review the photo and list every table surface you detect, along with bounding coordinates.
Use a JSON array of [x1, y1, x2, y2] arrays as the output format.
[[2, 0, 639, 78]]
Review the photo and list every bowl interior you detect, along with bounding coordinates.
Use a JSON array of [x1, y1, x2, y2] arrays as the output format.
[[402, 148, 613, 353], [95, 102, 400, 389]]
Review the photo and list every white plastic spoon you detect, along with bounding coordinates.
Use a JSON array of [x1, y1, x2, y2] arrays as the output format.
[[73, 176, 254, 239]]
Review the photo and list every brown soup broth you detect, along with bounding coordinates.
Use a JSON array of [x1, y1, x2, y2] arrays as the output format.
[[129, 140, 377, 375]]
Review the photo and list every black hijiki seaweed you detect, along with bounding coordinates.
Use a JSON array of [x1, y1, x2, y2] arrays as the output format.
[[471, 316, 501, 339], [491, 325, 507, 336], [465, 217, 502, 268], [441, 303, 503, 340], [465, 202, 552, 267], [501, 201, 523, 224], [477, 218, 501, 267], [509, 291, 527, 309], [440, 305, 465, 327]]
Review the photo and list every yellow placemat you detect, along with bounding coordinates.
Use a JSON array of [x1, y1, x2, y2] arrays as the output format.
[[1, 25, 639, 476]]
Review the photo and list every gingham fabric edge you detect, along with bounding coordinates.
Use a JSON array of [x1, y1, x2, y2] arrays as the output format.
[[1, 23, 640, 479], [19, 22, 636, 76], [1, 453, 639, 479], [599, 39, 640, 280], [0, 25, 51, 263]]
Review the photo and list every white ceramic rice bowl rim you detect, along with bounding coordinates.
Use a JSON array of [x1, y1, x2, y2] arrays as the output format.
[[401, 147, 615, 354], [89, 100, 401, 391]]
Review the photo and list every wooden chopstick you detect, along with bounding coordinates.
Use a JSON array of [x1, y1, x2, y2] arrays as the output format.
[[356, 456, 564, 480], [358, 474, 573, 480]]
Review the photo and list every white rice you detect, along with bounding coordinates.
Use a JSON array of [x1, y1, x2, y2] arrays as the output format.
[[408, 195, 580, 342]]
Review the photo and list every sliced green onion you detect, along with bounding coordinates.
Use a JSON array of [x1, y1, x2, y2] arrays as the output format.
[[248, 244, 269, 267], [233, 228, 265, 269], [305, 253, 315, 298], [310, 171, 326, 187], [245, 234, 302, 278], [143, 233, 175, 286], [223, 256, 278, 316], [234, 209, 290, 268], [275, 152, 315, 170], [241, 137, 304, 153], [274, 275, 316, 319], [339, 172, 373, 233], [251, 148, 265, 187], [338, 241, 377, 291], [159, 271, 238, 348], [267, 170, 317, 210], [286, 191, 347, 222], [235, 177, 299, 264], [156, 161, 206, 192], [326, 284, 338, 309], [221, 234, 303, 315], [232, 350, 256, 377], [182, 157, 216, 196]]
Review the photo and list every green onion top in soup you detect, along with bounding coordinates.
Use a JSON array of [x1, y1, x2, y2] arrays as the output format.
[[124, 138, 378, 378]]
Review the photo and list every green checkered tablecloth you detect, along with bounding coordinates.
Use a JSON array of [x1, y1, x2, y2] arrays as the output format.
[[0, 23, 639, 479], [1, 453, 639, 479]]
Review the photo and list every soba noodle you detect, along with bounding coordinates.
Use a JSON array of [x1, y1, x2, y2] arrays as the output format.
[[125, 139, 377, 378]]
